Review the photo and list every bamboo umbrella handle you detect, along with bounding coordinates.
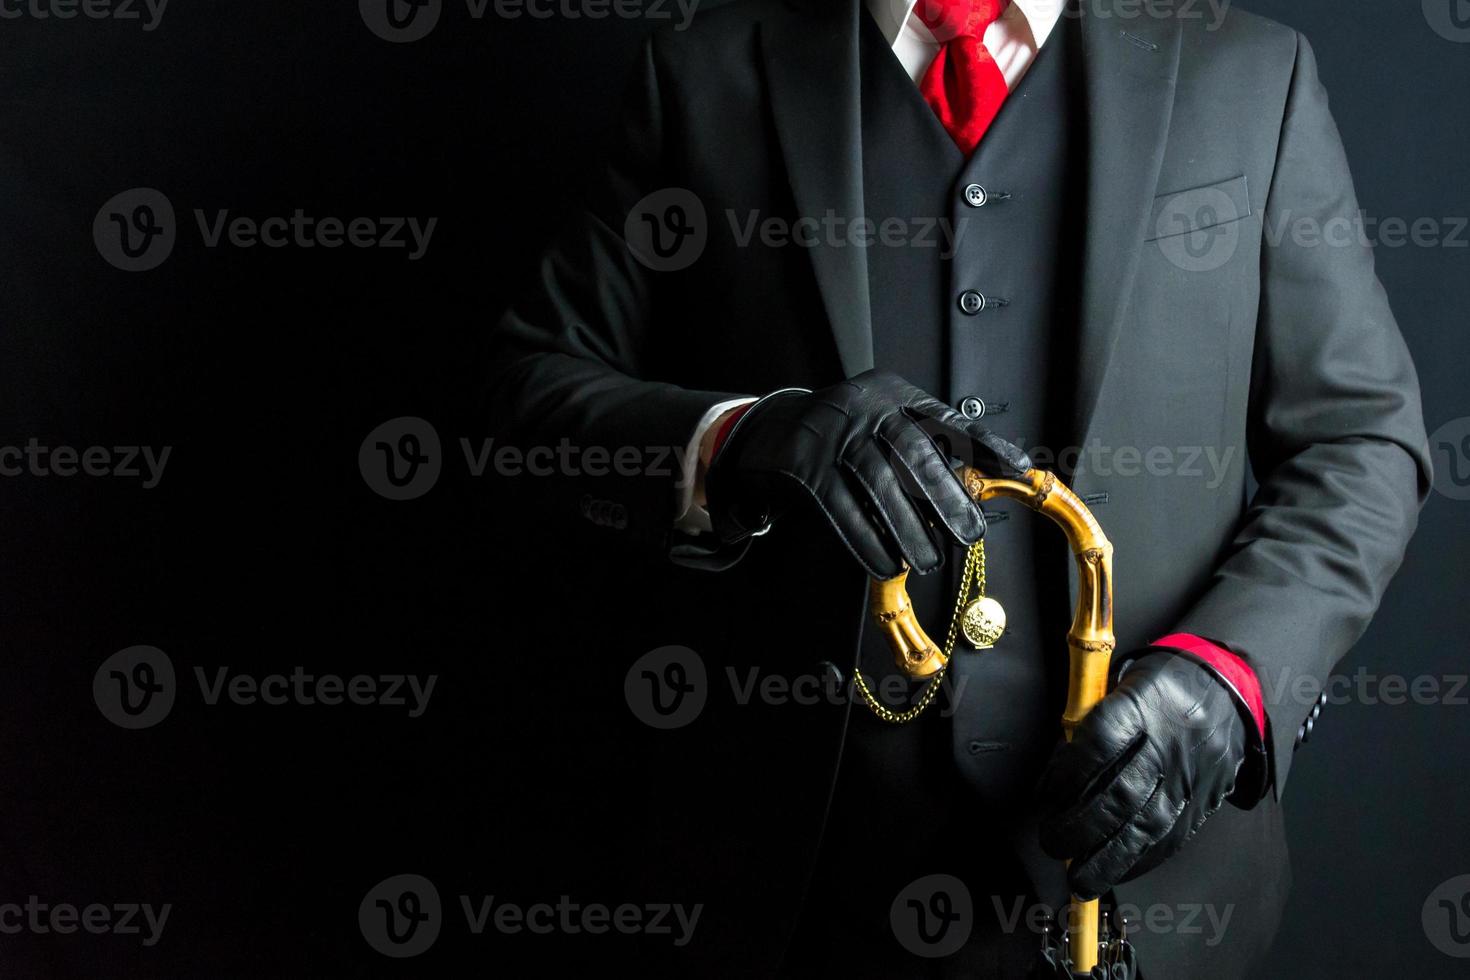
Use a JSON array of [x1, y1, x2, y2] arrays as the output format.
[[867, 467, 1115, 974]]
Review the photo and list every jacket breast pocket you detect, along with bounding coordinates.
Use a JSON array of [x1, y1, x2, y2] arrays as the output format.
[[1144, 174, 1252, 242]]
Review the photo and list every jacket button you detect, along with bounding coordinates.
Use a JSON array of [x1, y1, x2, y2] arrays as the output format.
[[958, 290, 986, 315], [963, 183, 989, 207], [959, 396, 986, 420]]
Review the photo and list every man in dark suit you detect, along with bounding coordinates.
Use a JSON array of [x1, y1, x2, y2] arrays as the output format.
[[488, 0, 1431, 975]]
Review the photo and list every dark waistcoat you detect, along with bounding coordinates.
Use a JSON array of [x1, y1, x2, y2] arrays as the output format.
[[790, 15, 1089, 965]]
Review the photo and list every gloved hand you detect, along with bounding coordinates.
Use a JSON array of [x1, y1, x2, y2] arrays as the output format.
[[705, 369, 1030, 579], [1036, 651, 1251, 900]]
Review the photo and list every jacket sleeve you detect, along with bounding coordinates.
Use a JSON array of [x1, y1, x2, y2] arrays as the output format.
[[486, 34, 744, 564], [1172, 32, 1432, 798]]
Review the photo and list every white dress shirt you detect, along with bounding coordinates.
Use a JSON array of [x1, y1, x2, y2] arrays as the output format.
[[870, 0, 1065, 87], [674, 0, 1067, 533]]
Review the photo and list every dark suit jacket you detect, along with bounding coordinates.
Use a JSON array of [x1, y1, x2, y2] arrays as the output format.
[[488, 0, 1431, 975]]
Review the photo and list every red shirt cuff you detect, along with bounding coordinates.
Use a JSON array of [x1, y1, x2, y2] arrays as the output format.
[[1152, 632, 1267, 741], [709, 403, 755, 462]]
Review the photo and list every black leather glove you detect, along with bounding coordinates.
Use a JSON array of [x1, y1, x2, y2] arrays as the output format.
[[1036, 651, 1254, 900], [705, 369, 1030, 579]]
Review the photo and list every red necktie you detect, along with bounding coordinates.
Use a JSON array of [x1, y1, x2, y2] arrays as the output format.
[[913, 0, 1011, 155]]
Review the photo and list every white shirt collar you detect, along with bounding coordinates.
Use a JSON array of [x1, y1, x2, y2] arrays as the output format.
[[864, 0, 1066, 51]]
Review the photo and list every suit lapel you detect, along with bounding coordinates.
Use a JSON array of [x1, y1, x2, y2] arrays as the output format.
[[1070, 0, 1182, 450], [760, 0, 874, 377]]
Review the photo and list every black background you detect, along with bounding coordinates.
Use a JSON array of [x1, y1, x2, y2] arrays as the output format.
[[2, 0, 1468, 976]]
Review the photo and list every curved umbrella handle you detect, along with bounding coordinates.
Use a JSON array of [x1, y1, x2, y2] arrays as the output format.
[[867, 466, 1116, 974]]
